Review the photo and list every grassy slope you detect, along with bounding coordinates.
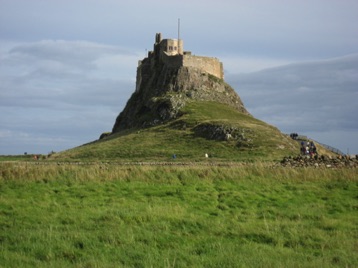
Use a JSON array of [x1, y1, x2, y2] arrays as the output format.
[[54, 101, 300, 162], [1, 163, 357, 267]]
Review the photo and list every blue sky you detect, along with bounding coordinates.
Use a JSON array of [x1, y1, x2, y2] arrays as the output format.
[[1, 0, 357, 155]]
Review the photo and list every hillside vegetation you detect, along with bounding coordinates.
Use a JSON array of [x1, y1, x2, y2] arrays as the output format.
[[53, 101, 301, 162]]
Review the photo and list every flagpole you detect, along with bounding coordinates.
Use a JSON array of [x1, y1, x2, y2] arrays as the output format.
[[178, 18, 181, 54]]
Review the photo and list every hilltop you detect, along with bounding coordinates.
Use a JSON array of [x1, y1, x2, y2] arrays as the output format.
[[53, 33, 330, 162]]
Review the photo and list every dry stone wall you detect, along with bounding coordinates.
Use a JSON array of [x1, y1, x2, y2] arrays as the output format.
[[279, 155, 358, 168]]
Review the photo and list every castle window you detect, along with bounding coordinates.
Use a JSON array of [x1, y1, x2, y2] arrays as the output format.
[[174, 46, 177, 50], [168, 46, 173, 51]]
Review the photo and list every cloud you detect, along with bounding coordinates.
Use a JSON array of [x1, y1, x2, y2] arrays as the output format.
[[3, 40, 136, 76], [0, 40, 137, 107], [1, 1, 357, 59], [220, 55, 293, 74], [0, 40, 138, 154], [227, 54, 358, 153]]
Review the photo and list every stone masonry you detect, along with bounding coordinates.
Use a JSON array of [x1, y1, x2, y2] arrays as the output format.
[[136, 33, 223, 93]]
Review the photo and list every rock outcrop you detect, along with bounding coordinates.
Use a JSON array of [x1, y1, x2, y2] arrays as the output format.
[[112, 62, 250, 133], [111, 33, 249, 133]]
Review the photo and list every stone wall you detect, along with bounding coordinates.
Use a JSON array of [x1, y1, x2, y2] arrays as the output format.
[[279, 155, 358, 168], [159, 53, 224, 80], [182, 55, 223, 79]]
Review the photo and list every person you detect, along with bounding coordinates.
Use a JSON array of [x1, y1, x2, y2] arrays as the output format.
[[311, 142, 317, 157], [300, 141, 305, 155]]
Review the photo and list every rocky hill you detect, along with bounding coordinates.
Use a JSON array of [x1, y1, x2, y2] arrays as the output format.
[[53, 33, 323, 161], [112, 63, 249, 132], [112, 32, 249, 133]]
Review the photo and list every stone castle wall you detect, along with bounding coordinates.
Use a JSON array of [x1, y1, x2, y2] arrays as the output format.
[[182, 55, 223, 79], [159, 53, 224, 79]]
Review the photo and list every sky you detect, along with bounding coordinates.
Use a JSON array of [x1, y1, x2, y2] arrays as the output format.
[[1, 0, 357, 155]]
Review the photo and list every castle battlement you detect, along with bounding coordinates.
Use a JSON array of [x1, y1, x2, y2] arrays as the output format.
[[140, 33, 224, 80]]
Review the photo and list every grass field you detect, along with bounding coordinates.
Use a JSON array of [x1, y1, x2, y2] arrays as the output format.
[[0, 162, 357, 267]]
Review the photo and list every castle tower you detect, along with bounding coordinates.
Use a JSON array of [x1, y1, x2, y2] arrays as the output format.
[[159, 38, 183, 56]]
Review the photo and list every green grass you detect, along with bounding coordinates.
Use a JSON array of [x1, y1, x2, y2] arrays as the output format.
[[53, 101, 301, 162], [1, 162, 357, 267]]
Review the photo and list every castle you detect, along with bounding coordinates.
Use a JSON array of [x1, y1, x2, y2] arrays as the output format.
[[135, 33, 224, 92]]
